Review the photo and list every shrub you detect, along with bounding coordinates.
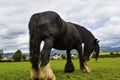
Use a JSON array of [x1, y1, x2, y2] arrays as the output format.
[[0, 49, 4, 60], [22, 55, 26, 61], [99, 52, 120, 58], [110, 52, 114, 55]]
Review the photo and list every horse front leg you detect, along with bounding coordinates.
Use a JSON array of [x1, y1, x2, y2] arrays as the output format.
[[76, 45, 91, 73], [64, 49, 75, 73], [81, 62, 91, 73], [39, 39, 56, 80]]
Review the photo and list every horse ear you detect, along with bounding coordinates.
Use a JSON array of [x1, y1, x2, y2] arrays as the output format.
[[94, 39, 99, 45], [97, 40, 100, 43]]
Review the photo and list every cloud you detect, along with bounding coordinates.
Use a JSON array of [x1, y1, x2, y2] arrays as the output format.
[[0, 0, 120, 53], [93, 16, 120, 47]]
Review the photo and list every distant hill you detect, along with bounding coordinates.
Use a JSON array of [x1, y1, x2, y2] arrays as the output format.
[[100, 47, 120, 52], [51, 47, 120, 54], [2, 53, 13, 57]]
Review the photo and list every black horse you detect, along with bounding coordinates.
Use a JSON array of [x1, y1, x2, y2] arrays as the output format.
[[29, 11, 99, 80]]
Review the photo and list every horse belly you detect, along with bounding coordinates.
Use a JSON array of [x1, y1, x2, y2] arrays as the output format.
[[53, 38, 75, 50]]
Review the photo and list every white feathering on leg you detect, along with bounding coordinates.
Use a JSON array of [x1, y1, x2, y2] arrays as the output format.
[[39, 63, 56, 80], [31, 69, 39, 79], [81, 63, 91, 73]]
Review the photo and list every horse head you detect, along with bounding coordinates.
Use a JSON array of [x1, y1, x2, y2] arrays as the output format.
[[84, 39, 100, 61]]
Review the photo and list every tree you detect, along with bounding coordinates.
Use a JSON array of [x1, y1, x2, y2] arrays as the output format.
[[0, 49, 4, 60], [12, 50, 22, 61]]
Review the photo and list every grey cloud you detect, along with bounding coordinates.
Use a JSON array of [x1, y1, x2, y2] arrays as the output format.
[[0, 0, 120, 52]]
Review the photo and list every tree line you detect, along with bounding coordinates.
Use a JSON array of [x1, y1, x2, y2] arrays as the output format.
[[0, 49, 29, 62], [0, 49, 120, 62]]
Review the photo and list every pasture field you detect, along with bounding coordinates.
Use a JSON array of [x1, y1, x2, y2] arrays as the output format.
[[0, 58, 120, 80]]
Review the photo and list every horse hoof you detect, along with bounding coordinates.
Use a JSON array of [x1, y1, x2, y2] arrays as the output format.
[[81, 66, 91, 73], [64, 61, 75, 73], [34, 78, 39, 80], [82, 67, 91, 73], [39, 63, 56, 80], [31, 69, 39, 80], [82, 68, 91, 73]]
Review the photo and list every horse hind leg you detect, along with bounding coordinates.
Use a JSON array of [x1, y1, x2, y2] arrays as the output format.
[[31, 69, 39, 80], [39, 39, 56, 80], [29, 32, 41, 80]]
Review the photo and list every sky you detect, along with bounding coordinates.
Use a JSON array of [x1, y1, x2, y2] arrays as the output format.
[[0, 0, 120, 53]]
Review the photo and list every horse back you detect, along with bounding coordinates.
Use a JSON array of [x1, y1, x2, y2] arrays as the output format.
[[29, 11, 64, 40], [53, 22, 82, 50]]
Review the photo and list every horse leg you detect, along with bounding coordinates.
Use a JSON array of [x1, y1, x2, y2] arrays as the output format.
[[39, 38, 56, 80], [30, 34, 41, 80], [64, 49, 75, 73], [76, 45, 91, 73], [81, 62, 91, 73]]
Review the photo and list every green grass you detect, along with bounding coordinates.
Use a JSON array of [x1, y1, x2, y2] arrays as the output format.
[[0, 58, 120, 80]]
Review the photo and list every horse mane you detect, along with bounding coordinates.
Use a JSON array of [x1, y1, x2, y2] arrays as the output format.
[[73, 23, 100, 61]]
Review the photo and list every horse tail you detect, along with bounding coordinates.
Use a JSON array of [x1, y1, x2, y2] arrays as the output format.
[[28, 13, 40, 32], [29, 13, 42, 63], [94, 40, 100, 61]]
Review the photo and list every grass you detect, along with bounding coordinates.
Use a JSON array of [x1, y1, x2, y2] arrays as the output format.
[[0, 58, 120, 80]]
